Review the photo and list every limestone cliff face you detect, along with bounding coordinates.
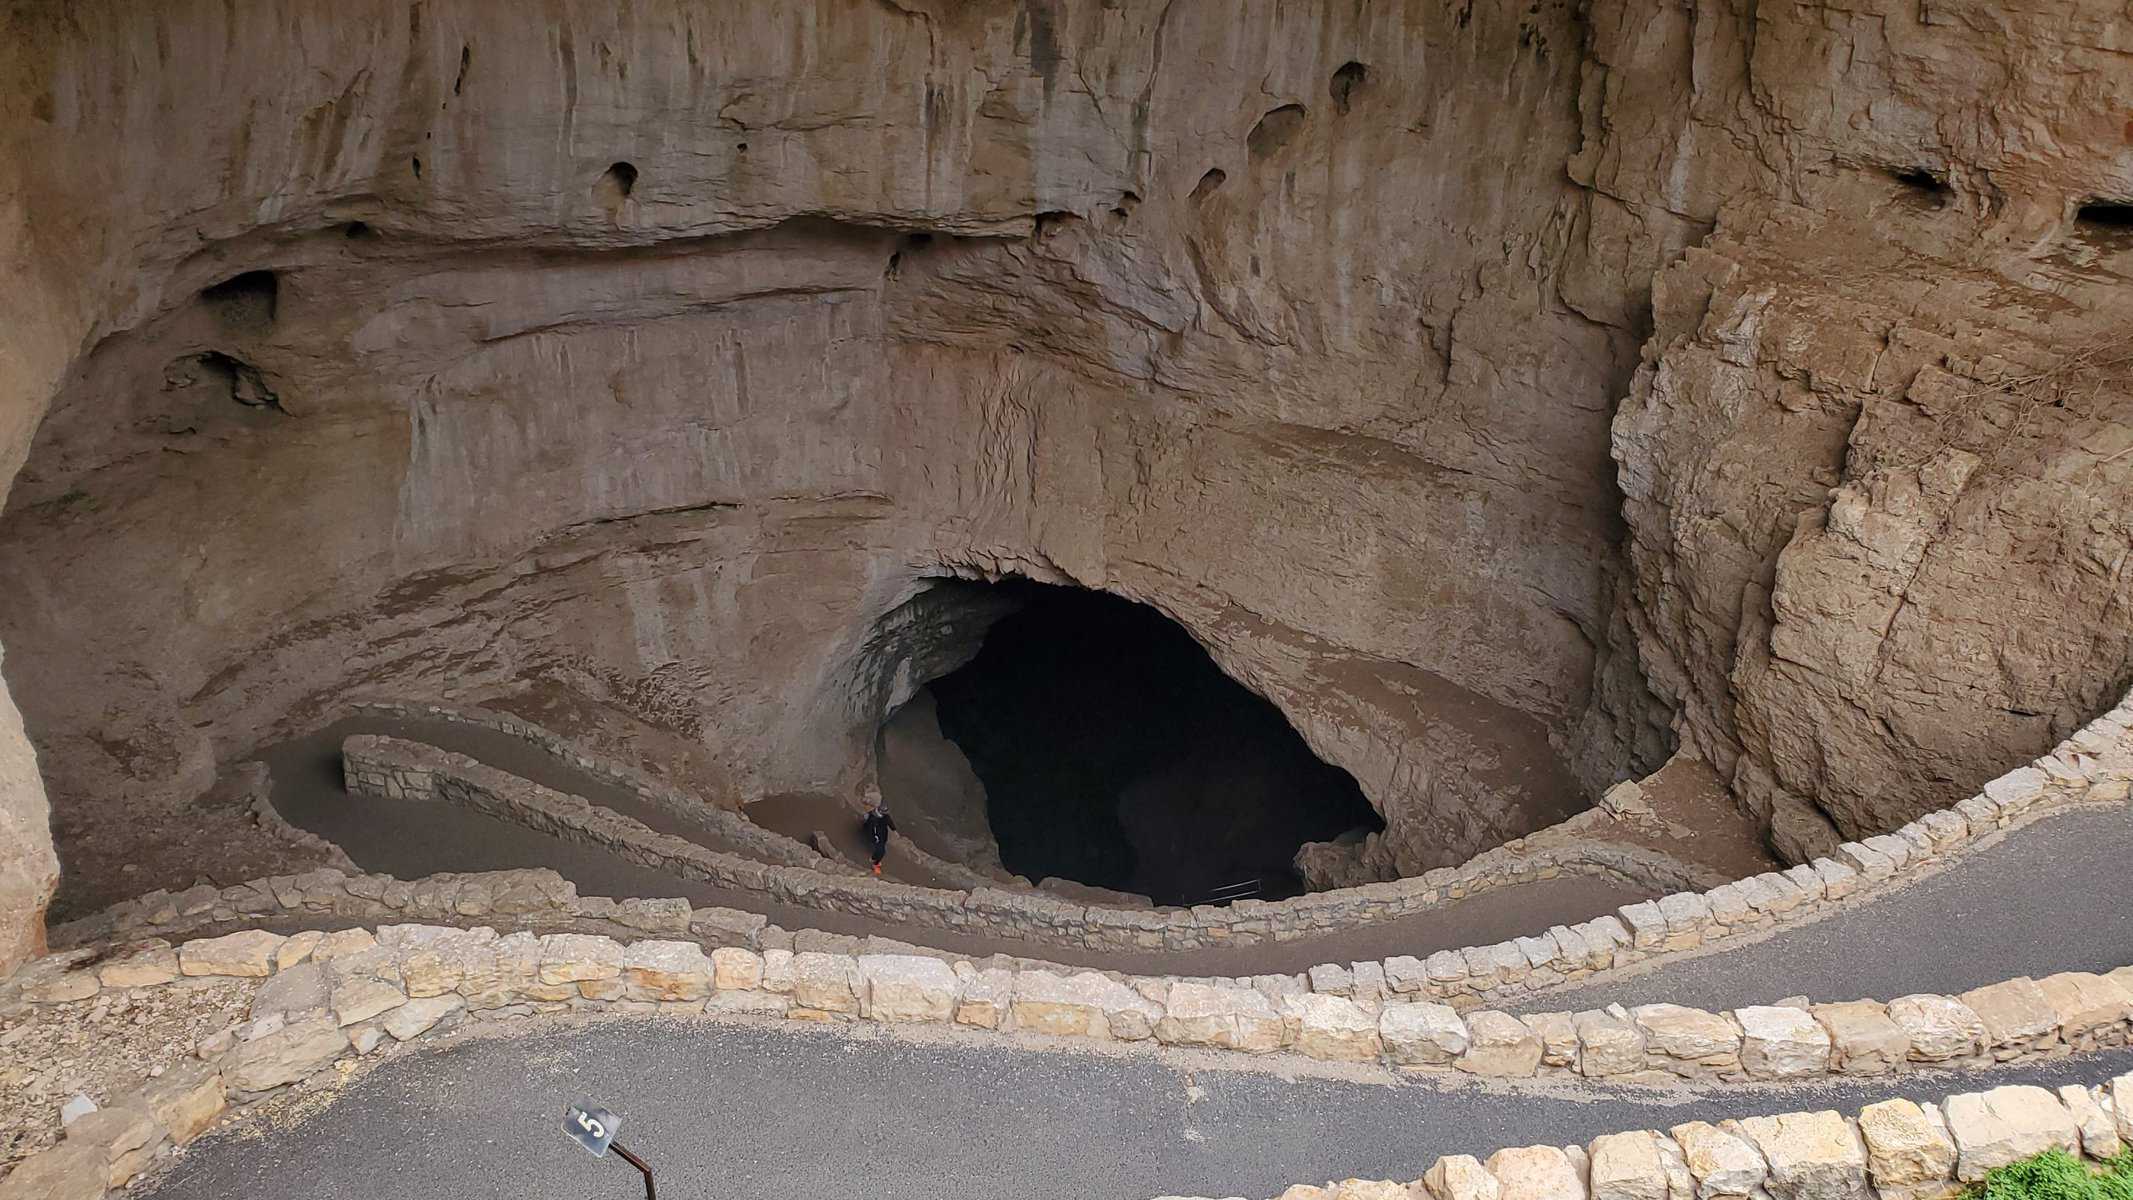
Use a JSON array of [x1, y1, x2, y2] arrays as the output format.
[[0, 0, 2128, 971]]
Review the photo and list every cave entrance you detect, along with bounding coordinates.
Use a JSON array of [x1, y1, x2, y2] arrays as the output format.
[[878, 581, 1382, 906]]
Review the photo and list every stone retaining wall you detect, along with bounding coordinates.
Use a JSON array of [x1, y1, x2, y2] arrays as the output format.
[[15, 912, 2133, 1097], [342, 732, 1711, 955], [349, 700, 1001, 891], [341, 690, 2133, 1006], [1178, 1070, 2133, 1200], [10, 911, 2132, 1200]]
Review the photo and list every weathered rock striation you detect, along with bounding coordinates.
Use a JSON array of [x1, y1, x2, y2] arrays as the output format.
[[0, 0, 2129, 971]]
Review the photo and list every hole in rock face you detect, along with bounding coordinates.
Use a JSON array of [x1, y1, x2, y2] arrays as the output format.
[[199, 270, 278, 334], [2077, 201, 2133, 230], [603, 161, 639, 198], [1247, 104, 1306, 158], [1190, 168, 1226, 202], [341, 220, 376, 240], [1331, 62, 1368, 114], [905, 581, 1382, 906], [1890, 167, 1950, 209]]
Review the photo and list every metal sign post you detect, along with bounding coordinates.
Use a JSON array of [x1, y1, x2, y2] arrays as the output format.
[[563, 1102, 657, 1199]]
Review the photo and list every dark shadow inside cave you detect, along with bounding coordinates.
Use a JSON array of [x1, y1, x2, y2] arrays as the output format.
[[914, 581, 1383, 907]]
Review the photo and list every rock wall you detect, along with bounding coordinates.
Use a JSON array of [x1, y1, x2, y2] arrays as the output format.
[[2, 0, 2132, 970]]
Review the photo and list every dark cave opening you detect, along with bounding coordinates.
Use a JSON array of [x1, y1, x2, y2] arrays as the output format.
[[922, 582, 1382, 907]]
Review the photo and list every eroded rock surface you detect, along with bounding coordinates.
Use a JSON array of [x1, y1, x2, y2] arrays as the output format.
[[0, 0, 2129, 967]]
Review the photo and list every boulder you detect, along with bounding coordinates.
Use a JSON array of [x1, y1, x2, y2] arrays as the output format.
[[1158, 982, 1281, 1051], [2056, 1085, 2120, 1160], [250, 961, 330, 1019], [2036, 973, 2133, 1047], [65, 1098, 165, 1187]]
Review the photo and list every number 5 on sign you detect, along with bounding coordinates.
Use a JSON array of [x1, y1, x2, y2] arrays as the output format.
[[563, 1102, 619, 1158]]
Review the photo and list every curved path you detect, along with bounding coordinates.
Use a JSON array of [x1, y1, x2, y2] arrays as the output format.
[[143, 1018, 2133, 1200], [260, 714, 1651, 976], [1522, 803, 2133, 1014]]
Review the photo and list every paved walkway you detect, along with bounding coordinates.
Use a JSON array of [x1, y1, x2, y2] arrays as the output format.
[[261, 715, 1651, 976], [1522, 804, 2133, 1014], [142, 1018, 2133, 1200]]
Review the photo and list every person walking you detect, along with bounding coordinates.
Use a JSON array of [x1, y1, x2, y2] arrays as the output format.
[[861, 803, 896, 876]]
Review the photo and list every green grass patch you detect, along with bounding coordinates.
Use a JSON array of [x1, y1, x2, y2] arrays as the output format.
[[1969, 1149, 2133, 1200]]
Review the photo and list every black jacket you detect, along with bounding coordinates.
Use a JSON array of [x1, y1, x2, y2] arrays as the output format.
[[862, 810, 896, 845]]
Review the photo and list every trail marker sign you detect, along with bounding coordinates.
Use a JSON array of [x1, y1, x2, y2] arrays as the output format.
[[563, 1102, 619, 1158]]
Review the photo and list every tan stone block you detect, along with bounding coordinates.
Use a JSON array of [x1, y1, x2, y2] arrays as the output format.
[[1457, 1011, 1542, 1077], [1573, 1010, 1646, 1077], [1958, 979, 2059, 1056], [2058, 1085, 2120, 1160], [1734, 1111, 1866, 1200], [2036, 972, 2133, 1045], [622, 941, 713, 1003], [1288, 993, 1382, 1062], [1856, 1099, 1955, 1192], [1944, 1085, 2079, 1181], [857, 954, 958, 1023], [1734, 1006, 1831, 1079], [141, 1061, 226, 1145], [276, 930, 324, 971], [1486, 1145, 1586, 1200], [1380, 1001, 1469, 1066], [1632, 1005, 1741, 1075], [1887, 995, 1985, 1062], [330, 976, 408, 1026], [1811, 1002, 1908, 1075], [1426, 1155, 1503, 1200], [710, 947, 763, 992], [1588, 1131, 1670, 1200], [537, 934, 623, 985], [98, 940, 179, 988], [1670, 1121, 1766, 1199], [179, 930, 287, 978]]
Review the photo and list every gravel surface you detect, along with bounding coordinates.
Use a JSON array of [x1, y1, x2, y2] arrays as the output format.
[[1, 972, 251, 1170]]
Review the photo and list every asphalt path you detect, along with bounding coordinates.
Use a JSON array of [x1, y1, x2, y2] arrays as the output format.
[[1522, 803, 2133, 1015], [142, 1017, 2133, 1200]]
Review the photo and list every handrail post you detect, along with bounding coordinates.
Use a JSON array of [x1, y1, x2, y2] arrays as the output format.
[[610, 1141, 657, 1200]]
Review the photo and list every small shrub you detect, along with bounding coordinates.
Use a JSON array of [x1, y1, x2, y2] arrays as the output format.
[[1971, 1149, 2133, 1200]]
